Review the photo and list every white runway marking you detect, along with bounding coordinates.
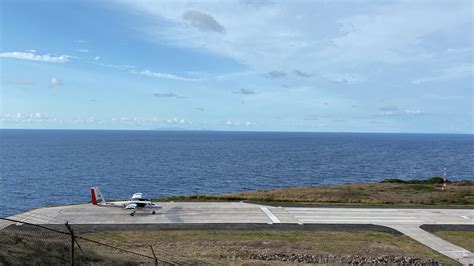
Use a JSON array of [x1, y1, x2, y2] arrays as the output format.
[[7, 203, 474, 263], [20, 208, 49, 223], [260, 207, 281, 224]]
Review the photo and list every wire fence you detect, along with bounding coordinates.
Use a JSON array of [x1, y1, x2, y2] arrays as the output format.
[[0, 217, 181, 265]]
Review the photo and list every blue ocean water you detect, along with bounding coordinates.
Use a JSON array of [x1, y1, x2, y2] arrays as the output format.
[[1, 129, 473, 217]]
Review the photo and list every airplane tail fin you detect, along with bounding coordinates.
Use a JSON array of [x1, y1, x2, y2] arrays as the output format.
[[91, 186, 106, 205]]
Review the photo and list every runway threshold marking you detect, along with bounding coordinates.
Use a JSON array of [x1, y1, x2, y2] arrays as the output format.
[[260, 207, 281, 224]]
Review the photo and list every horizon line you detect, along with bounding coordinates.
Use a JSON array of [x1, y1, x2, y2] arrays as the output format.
[[0, 127, 473, 135]]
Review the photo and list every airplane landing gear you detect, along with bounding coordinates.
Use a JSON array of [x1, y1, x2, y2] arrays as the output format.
[[152, 211, 156, 214], [130, 212, 135, 216]]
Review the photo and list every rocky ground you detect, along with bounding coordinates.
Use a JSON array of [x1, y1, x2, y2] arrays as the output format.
[[248, 253, 441, 265]]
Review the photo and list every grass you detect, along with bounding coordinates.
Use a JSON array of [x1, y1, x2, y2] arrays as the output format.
[[157, 178, 474, 207], [84, 230, 457, 264], [0, 226, 149, 265], [431, 231, 474, 252], [0, 232, 70, 265]]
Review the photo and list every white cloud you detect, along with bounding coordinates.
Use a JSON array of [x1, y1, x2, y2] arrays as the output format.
[[186, 70, 256, 81], [166, 117, 189, 124], [131, 69, 198, 81], [108, 116, 192, 127], [325, 73, 366, 85], [117, 0, 472, 79], [77, 49, 89, 53], [94, 61, 136, 70], [412, 63, 474, 84], [110, 117, 146, 126], [0, 113, 196, 129], [377, 107, 426, 117], [404, 109, 423, 115], [224, 120, 256, 127], [94, 59, 233, 81], [0, 113, 61, 124], [0, 51, 72, 63], [49, 77, 62, 87]]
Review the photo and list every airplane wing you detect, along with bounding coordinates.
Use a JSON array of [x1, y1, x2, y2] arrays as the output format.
[[125, 203, 137, 209], [131, 193, 143, 200]]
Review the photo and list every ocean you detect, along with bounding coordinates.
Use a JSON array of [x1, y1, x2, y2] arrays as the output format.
[[1, 129, 473, 217]]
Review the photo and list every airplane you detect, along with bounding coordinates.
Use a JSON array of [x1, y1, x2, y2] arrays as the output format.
[[90, 186, 162, 216]]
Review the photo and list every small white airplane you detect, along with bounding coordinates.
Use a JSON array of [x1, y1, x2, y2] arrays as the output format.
[[91, 187, 162, 216]]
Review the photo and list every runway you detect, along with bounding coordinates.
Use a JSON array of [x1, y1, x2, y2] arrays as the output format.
[[6, 202, 474, 265]]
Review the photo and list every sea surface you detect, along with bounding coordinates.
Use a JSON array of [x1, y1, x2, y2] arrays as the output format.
[[1, 129, 473, 217]]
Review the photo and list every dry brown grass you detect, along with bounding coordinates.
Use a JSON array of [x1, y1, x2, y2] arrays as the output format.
[[162, 182, 474, 207], [84, 230, 456, 265], [431, 231, 474, 252], [0, 227, 146, 265]]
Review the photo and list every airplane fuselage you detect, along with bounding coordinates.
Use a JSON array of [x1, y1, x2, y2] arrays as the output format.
[[91, 187, 162, 216]]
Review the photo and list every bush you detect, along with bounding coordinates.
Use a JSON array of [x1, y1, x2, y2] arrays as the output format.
[[381, 178, 406, 184], [381, 177, 446, 184]]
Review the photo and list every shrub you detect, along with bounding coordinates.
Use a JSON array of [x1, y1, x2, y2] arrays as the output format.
[[380, 177, 446, 184], [380, 178, 406, 184]]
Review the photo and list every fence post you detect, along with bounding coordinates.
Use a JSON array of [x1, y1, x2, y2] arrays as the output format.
[[65, 222, 75, 266], [150, 245, 158, 266]]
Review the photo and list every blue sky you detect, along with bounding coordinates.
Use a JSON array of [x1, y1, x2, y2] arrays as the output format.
[[0, 0, 472, 133]]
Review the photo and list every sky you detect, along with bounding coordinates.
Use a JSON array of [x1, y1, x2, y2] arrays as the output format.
[[0, 0, 473, 133]]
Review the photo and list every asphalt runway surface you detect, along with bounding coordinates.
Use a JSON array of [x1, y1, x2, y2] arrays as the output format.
[[6, 202, 474, 265]]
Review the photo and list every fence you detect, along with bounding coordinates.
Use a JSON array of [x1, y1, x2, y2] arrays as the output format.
[[0, 217, 180, 265]]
